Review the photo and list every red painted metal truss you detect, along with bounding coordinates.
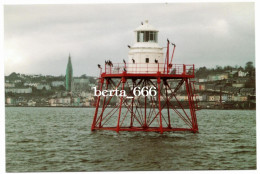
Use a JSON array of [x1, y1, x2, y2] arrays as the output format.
[[91, 77, 199, 134]]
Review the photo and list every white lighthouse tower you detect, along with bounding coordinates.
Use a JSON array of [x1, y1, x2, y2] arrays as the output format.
[[128, 20, 164, 73]]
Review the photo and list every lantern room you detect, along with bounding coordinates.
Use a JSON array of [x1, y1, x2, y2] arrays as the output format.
[[128, 20, 164, 73]]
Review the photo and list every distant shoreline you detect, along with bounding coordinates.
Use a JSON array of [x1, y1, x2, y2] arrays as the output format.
[[4, 106, 256, 110]]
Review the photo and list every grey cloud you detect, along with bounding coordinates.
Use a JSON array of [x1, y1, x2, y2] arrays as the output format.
[[4, 3, 255, 76]]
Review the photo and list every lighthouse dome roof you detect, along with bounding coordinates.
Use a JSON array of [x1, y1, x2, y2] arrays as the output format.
[[134, 20, 158, 32]]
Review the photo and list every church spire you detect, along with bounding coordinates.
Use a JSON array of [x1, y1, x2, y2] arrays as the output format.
[[65, 54, 73, 92]]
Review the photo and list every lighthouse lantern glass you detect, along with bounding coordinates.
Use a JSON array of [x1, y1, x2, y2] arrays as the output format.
[[137, 31, 158, 43]]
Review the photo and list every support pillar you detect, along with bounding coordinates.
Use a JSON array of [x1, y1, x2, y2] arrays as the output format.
[[144, 80, 147, 128], [117, 77, 126, 133], [99, 78, 109, 128], [157, 77, 163, 134], [91, 78, 104, 131], [164, 80, 171, 128], [130, 79, 135, 127], [185, 78, 198, 132]]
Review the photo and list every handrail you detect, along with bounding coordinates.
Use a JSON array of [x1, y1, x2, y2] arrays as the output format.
[[102, 63, 194, 76]]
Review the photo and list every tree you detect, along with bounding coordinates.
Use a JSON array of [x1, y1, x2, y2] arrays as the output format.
[[9, 72, 17, 76], [215, 65, 223, 71], [245, 61, 254, 72], [238, 66, 244, 71], [245, 61, 255, 77], [89, 77, 96, 84], [80, 74, 87, 79], [58, 85, 65, 91], [224, 66, 232, 71]]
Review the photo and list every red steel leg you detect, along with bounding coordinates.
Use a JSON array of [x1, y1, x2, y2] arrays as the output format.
[[91, 78, 104, 131], [130, 79, 135, 127], [165, 80, 171, 128], [189, 82, 198, 131], [99, 79, 109, 128], [144, 80, 147, 128], [157, 78, 163, 134], [185, 78, 198, 132], [116, 77, 126, 133]]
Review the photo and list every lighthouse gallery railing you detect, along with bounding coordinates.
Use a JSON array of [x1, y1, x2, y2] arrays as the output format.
[[103, 63, 195, 76]]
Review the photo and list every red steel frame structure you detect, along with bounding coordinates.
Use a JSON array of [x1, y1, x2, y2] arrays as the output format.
[[91, 41, 199, 133]]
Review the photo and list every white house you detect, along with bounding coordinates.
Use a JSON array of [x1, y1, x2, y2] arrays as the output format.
[[51, 81, 65, 87], [36, 84, 51, 90], [5, 87, 32, 94], [5, 82, 15, 88], [238, 70, 248, 77]]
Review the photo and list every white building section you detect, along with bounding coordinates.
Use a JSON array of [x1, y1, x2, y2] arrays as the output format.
[[5, 87, 32, 94], [128, 20, 164, 73]]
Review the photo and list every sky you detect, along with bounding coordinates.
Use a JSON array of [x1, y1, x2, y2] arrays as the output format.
[[4, 3, 255, 77]]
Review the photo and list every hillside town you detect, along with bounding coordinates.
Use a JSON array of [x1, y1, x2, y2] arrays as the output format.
[[4, 55, 255, 109], [192, 62, 255, 109]]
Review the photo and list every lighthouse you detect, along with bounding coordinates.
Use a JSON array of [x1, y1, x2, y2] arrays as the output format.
[[128, 20, 164, 73], [91, 21, 199, 134]]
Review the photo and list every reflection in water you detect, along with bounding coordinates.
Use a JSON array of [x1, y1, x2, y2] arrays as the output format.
[[6, 107, 256, 171]]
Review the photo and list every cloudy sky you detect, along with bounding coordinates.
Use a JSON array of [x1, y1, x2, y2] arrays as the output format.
[[4, 3, 255, 77]]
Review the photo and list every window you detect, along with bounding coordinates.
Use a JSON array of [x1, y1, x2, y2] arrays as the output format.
[[137, 31, 158, 43], [145, 58, 149, 63], [150, 32, 154, 40], [138, 31, 144, 42], [145, 32, 149, 42]]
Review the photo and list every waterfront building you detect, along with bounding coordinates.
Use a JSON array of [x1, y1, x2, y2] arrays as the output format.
[[221, 94, 228, 101], [240, 88, 255, 96], [14, 79, 22, 83], [5, 82, 15, 88], [194, 83, 206, 91], [48, 99, 56, 106], [6, 97, 15, 105], [232, 83, 245, 88], [207, 73, 229, 81], [27, 100, 36, 106], [80, 91, 92, 98], [208, 95, 215, 102], [58, 97, 71, 106], [65, 54, 73, 91], [239, 96, 248, 101], [36, 84, 51, 90], [198, 78, 208, 82], [232, 95, 240, 101], [15, 97, 27, 106], [49, 97, 72, 106], [201, 94, 208, 101], [208, 95, 221, 102], [88, 83, 96, 88], [176, 95, 188, 101], [215, 84, 225, 92], [195, 95, 203, 101], [83, 101, 90, 107], [5, 87, 32, 94], [51, 81, 65, 87], [205, 84, 215, 92], [231, 77, 248, 88], [73, 97, 81, 106], [24, 82, 38, 87]]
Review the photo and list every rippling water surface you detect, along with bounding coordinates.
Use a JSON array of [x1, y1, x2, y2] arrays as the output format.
[[5, 107, 256, 172]]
